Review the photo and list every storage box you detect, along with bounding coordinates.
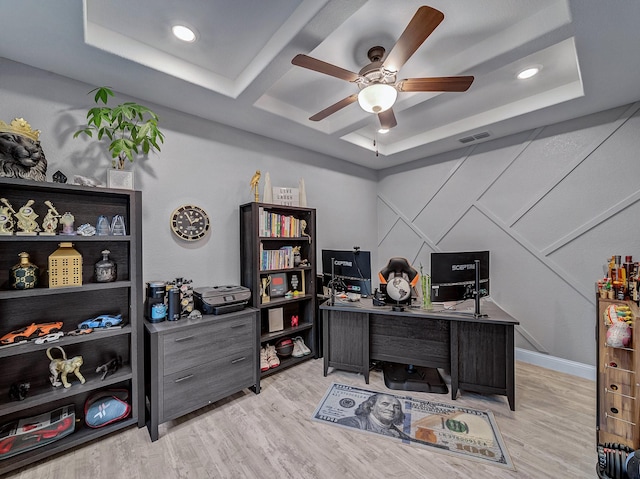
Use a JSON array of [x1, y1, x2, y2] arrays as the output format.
[[268, 307, 284, 332]]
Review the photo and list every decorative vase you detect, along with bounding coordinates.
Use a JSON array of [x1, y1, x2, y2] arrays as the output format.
[[94, 249, 117, 283], [96, 215, 110, 236], [110, 215, 126, 235], [107, 169, 134, 190], [264, 172, 273, 203], [10, 252, 39, 290], [299, 177, 307, 206]]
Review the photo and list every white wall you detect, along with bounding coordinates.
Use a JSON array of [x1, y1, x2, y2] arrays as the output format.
[[5, 57, 640, 369], [0, 58, 378, 291], [377, 103, 640, 366]]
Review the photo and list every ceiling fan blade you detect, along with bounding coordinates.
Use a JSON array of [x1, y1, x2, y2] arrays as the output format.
[[378, 108, 397, 130], [382, 6, 444, 72], [292, 54, 360, 82], [309, 94, 358, 121], [398, 76, 474, 92]]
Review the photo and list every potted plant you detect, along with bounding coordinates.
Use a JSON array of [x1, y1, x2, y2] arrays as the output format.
[[74, 87, 165, 187]]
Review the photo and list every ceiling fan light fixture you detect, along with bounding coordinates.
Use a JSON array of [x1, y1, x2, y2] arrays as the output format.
[[358, 83, 398, 113], [172, 25, 197, 43], [378, 128, 390, 134], [517, 66, 541, 80]]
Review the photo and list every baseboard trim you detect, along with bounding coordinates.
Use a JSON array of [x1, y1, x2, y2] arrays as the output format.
[[516, 348, 595, 381]]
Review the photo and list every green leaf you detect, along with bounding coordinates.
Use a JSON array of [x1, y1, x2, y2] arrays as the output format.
[[75, 86, 164, 162], [91, 86, 114, 105]]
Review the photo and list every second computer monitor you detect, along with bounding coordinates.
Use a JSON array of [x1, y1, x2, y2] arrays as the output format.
[[322, 249, 372, 297]]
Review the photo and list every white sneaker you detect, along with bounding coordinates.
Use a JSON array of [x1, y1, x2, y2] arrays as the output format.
[[266, 344, 280, 368], [291, 339, 304, 358], [260, 347, 269, 372], [294, 336, 311, 356]]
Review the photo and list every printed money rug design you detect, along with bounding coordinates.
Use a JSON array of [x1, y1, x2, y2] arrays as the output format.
[[312, 383, 514, 470]]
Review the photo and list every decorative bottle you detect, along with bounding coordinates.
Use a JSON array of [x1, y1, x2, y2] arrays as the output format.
[[94, 249, 117, 283], [420, 264, 432, 310], [10, 252, 39, 289]]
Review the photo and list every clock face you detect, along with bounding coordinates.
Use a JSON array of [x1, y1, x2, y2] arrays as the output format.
[[170, 205, 210, 241]]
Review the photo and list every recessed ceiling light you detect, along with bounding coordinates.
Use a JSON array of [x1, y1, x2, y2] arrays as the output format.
[[517, 66, 541, 80], [172, 25, 196, 43], [378, 128, 390, 134]]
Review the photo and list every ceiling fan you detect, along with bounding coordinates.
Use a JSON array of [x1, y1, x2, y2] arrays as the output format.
[[291, 5, 474, 130]]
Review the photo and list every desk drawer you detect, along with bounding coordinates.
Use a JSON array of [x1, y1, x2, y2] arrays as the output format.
[[163, 315, 255, 375], [162, 347, 255, 421], [370, 315, 450, 368]]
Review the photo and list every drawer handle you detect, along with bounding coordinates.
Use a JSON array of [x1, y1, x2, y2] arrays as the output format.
[[231, 357, 246, 364], [231, 325, 246, 329], [174, 336, 195, 342], [174, 374, 194, 383]]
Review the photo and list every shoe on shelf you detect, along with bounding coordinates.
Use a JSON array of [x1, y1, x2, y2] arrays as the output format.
[[260, 347, 270, 372], [291, 339, 305, 358], [265, 344, 280, 368], [294, 336, 311, 356]]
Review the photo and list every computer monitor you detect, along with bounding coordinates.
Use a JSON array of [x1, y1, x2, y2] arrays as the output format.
[[321, 249, 372, 297], [430, 251, 489, 303]]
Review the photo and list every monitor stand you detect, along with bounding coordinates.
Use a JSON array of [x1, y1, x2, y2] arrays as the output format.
[[382, 362, 448, 394]]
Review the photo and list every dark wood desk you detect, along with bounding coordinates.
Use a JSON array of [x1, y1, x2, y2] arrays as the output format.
[[320, 298, 519, 410]]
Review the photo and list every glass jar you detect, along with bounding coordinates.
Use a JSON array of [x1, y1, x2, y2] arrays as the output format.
[[10, 252, 39, 289], [94, 249, 117, 283]]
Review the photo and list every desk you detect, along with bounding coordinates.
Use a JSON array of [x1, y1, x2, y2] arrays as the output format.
[[320, 298, 519, 410]]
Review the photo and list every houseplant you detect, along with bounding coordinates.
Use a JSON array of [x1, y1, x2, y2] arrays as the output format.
[[74, 86, 165, 171]]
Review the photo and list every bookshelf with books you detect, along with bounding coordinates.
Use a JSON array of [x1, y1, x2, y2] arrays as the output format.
[[240, 202, 316, 377]]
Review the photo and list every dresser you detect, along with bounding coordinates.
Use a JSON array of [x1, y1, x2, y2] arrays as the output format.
[[144, 308, 259, 441]]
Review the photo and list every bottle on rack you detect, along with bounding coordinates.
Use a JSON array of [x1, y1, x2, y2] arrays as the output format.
[[94, 249, 117, 283], [10, 252, 39, 289]]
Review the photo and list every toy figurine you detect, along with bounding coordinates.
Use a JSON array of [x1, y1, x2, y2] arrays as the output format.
[[15, 200, 40, 235], [59, 212, 76, 235], [46, 346, 85, 388], [261, 276, 271, 304], [95, 356, 122, 380], [293, 245, 302, 266], [8, 382, 30, 401], [250, 170, 261, 202], [52, 170, 67, 183], [301, 219, 311, 243], [0, 198, 16, 235], [40, 200, 61, 235]]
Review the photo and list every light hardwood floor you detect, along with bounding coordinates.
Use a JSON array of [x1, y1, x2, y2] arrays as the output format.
[[6, 359, 596, 478]]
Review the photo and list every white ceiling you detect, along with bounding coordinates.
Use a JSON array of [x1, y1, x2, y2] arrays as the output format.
[[1, 0, 640, 170]]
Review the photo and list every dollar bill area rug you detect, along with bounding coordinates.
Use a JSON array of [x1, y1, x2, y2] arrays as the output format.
[[312, 383, 514, 470]]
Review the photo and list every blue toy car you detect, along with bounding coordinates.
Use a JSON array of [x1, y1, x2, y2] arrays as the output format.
[[78, 314, 123, 330]]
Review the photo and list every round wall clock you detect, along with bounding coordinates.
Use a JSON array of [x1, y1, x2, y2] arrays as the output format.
[[170, 204, 210, 241]]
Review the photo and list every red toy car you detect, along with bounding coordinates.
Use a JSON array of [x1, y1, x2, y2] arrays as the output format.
[[0, 322, 64, 345]]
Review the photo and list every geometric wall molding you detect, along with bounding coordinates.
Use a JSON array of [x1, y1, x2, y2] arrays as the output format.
[[377, 101, 640, 366]]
